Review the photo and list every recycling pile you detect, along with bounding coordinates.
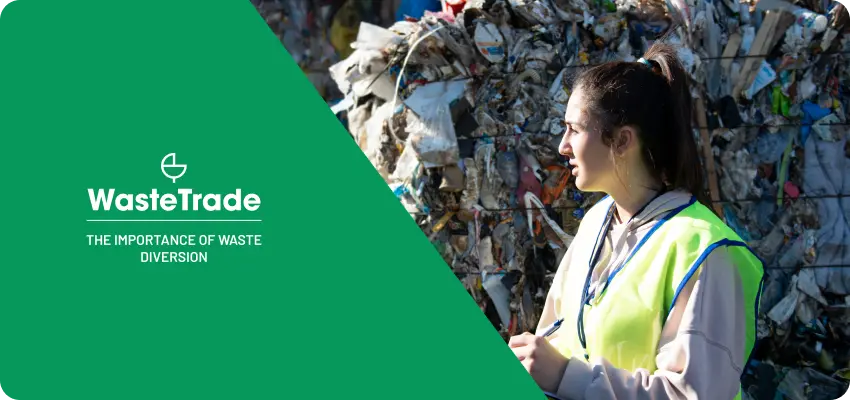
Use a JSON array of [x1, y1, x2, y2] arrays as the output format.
[[253, 0, 399, 102], [326, 0, 850, 396]]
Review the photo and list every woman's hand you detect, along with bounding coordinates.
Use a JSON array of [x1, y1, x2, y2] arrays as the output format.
[[509, 333, 569, 393]]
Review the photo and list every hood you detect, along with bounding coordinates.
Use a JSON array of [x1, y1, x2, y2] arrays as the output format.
[[623, 190, 694, 232]]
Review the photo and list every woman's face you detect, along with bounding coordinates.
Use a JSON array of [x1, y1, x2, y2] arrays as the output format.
[[558, 89, 616, 193]]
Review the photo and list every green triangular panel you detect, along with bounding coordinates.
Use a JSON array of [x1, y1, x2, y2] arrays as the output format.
[[0, 1, 543, 399]]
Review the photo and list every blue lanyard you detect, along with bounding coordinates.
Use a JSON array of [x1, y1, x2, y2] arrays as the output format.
[[576, 207, 614, 360], [575, 191, 669, 360]]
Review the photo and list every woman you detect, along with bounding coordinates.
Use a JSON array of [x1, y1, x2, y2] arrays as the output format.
[[508, 43, 764, 400]]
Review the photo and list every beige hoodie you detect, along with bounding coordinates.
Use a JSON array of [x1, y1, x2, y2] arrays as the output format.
[[535, 190, 748, 400]]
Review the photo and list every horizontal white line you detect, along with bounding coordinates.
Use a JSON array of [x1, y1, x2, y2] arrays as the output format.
[[86, 219, 262, 222]]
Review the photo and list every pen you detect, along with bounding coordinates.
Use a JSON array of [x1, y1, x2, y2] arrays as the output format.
[[539, 318, 564, 337]]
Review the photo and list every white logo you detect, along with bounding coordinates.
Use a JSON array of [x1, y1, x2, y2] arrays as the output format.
[[161, 153, 187, 183]]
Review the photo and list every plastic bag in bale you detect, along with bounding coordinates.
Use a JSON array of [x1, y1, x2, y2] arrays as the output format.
[[405, 102, 460, 167]]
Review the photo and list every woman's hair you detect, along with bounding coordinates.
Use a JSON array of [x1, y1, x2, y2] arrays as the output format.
[[572, 42, 711, 208]]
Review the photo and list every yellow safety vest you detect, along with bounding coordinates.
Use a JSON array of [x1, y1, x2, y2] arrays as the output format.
[[553, 196, 764, 400]]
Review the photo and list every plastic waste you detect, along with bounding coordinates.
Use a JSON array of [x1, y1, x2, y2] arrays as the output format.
[[482, 274, 512, 329], [459, 157, 479, 211], [404, 81, 468, 166], [391, 145, 421, 184], [768, 275, 802, 325], [496, 151, 519, 189], [474, 21, 506, 63], [745, 61, 777, 100], [508, 0, 558, 26], [777, 368, 847, 400]]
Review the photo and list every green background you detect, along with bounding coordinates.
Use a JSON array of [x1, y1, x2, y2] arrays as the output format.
[[0, 0, 544, 399]]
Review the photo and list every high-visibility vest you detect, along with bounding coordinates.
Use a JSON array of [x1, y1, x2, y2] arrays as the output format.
[[552, 196, 764, 400]]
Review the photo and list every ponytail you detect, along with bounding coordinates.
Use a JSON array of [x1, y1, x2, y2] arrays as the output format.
[[640, 44, 711, 209]]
